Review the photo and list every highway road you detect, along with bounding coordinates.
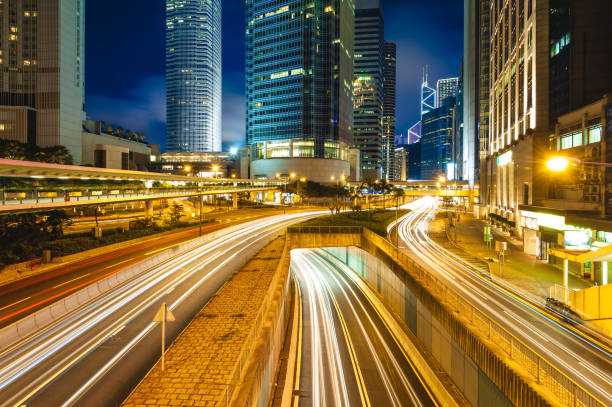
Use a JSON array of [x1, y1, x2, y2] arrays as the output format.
[[396, 197, 612, 406], [0, 209, 294, 328], [291, 249, 435, 407], [0, 211, 322, 407]]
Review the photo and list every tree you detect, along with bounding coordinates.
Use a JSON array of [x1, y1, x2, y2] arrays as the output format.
[[169, 203, 183, 224], [42, 210, 72, 238]]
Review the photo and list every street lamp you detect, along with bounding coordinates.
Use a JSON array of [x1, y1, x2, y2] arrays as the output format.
[[439, 176, 446, 183], [183, 165, 192, 174], [212, 165, 220, 178], [546, 157, 570, 172]]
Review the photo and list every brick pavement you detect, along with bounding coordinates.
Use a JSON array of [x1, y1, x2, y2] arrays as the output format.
[[122, 236, 286, 407]]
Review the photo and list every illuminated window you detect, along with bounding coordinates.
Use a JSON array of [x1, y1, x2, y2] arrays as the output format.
[[588, 125, 601, 144], [9, 34, 18, 41]]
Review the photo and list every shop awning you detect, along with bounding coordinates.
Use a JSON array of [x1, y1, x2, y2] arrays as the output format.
[[549, 245, 612, 263]]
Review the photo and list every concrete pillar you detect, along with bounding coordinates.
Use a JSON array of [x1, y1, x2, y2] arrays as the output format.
[[602, 261, 608, 286], [145, 200, 153, 220], [233, 192, 238, 209], [563, 258, 569, 304]]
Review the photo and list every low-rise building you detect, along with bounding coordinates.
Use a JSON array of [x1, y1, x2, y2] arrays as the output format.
[[153, 151, 236, 178], [81, 120, 152, 171]]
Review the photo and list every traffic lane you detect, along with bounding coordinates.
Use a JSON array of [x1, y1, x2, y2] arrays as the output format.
[[0, 214, 271, 327], [25, 237, 249, 407], [313, 250, 434, 407], [399, 207, 612, 405], [2, 215, 309, 407], [293, 249, 434, 407]]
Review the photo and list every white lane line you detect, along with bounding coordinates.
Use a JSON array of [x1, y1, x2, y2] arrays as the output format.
[[579, 362, 612, 384], [503, 310, 550, 342], [53, 274, 91, 289], [0, 297, 31, 312]]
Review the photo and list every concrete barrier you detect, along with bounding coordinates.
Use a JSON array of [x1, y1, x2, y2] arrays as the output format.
[[0, 226, 243, 351]]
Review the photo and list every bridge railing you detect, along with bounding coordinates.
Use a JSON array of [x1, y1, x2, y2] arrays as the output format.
[[0, 186, 279, 206], [364, 229, 605, 407], [286, 226, 363, 235]]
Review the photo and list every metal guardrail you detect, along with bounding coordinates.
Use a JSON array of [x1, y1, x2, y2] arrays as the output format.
[[364, 229, 605, 407]]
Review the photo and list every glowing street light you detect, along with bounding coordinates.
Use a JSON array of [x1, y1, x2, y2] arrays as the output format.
[[439, 176, 446, 183], [183, 165, 192, 173], [546, 156, 570, 172]]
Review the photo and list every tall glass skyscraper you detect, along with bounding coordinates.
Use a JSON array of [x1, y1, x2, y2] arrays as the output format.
[[246, 0, 355, 182], [382, 41, 396, 180], [354, 0, 384, 180], [166, 0, 222, 152]]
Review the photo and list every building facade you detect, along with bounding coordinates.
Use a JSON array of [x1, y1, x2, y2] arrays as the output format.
[[354, 0, 384, 180], [382, 41, 396, 180], [484, 0, 612, 239], [245, 0, 355, 184], [0, 0, 85, 163], [436, 77, 459, 107], [420, 101, 454, 180], [82, 120, 151, 171], [421, 74, 436, 119], [464, 0, 491, 191], [166, 0, 222, 153]]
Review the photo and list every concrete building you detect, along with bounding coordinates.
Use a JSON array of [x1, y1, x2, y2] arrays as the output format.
[[382, 41, 397, 181], [155, 151, 236, 178], [354, 0, 384, 180], [437, 77, 459, 107], [483, 0, 612, 239], [81, 120, 152, 171], [0, 0, 85, 163], [393, 146, 407, 181], [246, 0, 355, 184], [166, 0, 222, 152]]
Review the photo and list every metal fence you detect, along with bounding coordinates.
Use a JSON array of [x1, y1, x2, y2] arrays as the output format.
[[363, 229, 605, 407], [287, 225, 363, 235]]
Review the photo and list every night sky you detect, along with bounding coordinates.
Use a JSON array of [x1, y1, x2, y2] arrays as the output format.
[[85, 0, 463, 152]]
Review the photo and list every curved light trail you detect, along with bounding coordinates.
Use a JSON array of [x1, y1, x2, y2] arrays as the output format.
[[0, 212, 322, 407], [291, 249, 434, 407], [395, 197, 612, 405]]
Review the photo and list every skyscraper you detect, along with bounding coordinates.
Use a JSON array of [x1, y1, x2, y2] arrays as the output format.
[[246, 1, 355, 183], [421, 70, 436, 119], [420, 100, 454, 180], [463, 0, 490, 189], [382, 41, 396, 180], [0, 0, 85, 163], [354, 0, 384, 180], [482, 0, 612, 235], [166, 0, 222, 153], [436, 77, 459, 107]]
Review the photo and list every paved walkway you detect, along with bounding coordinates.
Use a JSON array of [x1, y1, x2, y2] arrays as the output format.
[[433, 213, 594, 300], [122, 236, 286, 407]]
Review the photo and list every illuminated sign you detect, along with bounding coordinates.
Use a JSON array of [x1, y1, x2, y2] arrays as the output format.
[[447, 163, 455, 181], [563, 230, 591, 248], [496, 151, 513, 166]]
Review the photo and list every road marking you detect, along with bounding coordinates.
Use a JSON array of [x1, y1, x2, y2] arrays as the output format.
[[53, 274, 91, 289], [0, 297, 31, 312], [503, 310, 549, 342], [328, 284, 372, 407], [578, 362, 612, 384], [291, 279, 303, 407]]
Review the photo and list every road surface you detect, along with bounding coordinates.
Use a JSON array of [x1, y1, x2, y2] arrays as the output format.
[[0, 212, 321, 407], [291, 248, 435, 407], [396, 197, 611, 406]]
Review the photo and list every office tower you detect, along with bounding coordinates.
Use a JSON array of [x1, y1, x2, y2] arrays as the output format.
[[0, 0, 85, 163], [246, 0, 355, 183], [354, 0, 384, 180], [382, 41, 396, 180], [420, 99, 454, 180], [463, 0, 490, 189], [407, 121, 422, 144], [421, 68, 436, 119], [452, 73, 464, 181], [482, 0, 611, 237], [166, 0, 222, 153], [437, 77, 459, 107], [406, 141, 421, 180]]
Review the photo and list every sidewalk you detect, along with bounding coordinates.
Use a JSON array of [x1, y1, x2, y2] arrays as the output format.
[[122, 236, 286, 407], [435, 213, 594, 300]]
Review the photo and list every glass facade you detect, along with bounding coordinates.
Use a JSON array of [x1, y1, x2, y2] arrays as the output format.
[[382, 41, 396, 180], [354, 1, 384, 179], [245, 0, 354, 162], [420, 104, 454, 180], [166, 0, 222, 153]]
